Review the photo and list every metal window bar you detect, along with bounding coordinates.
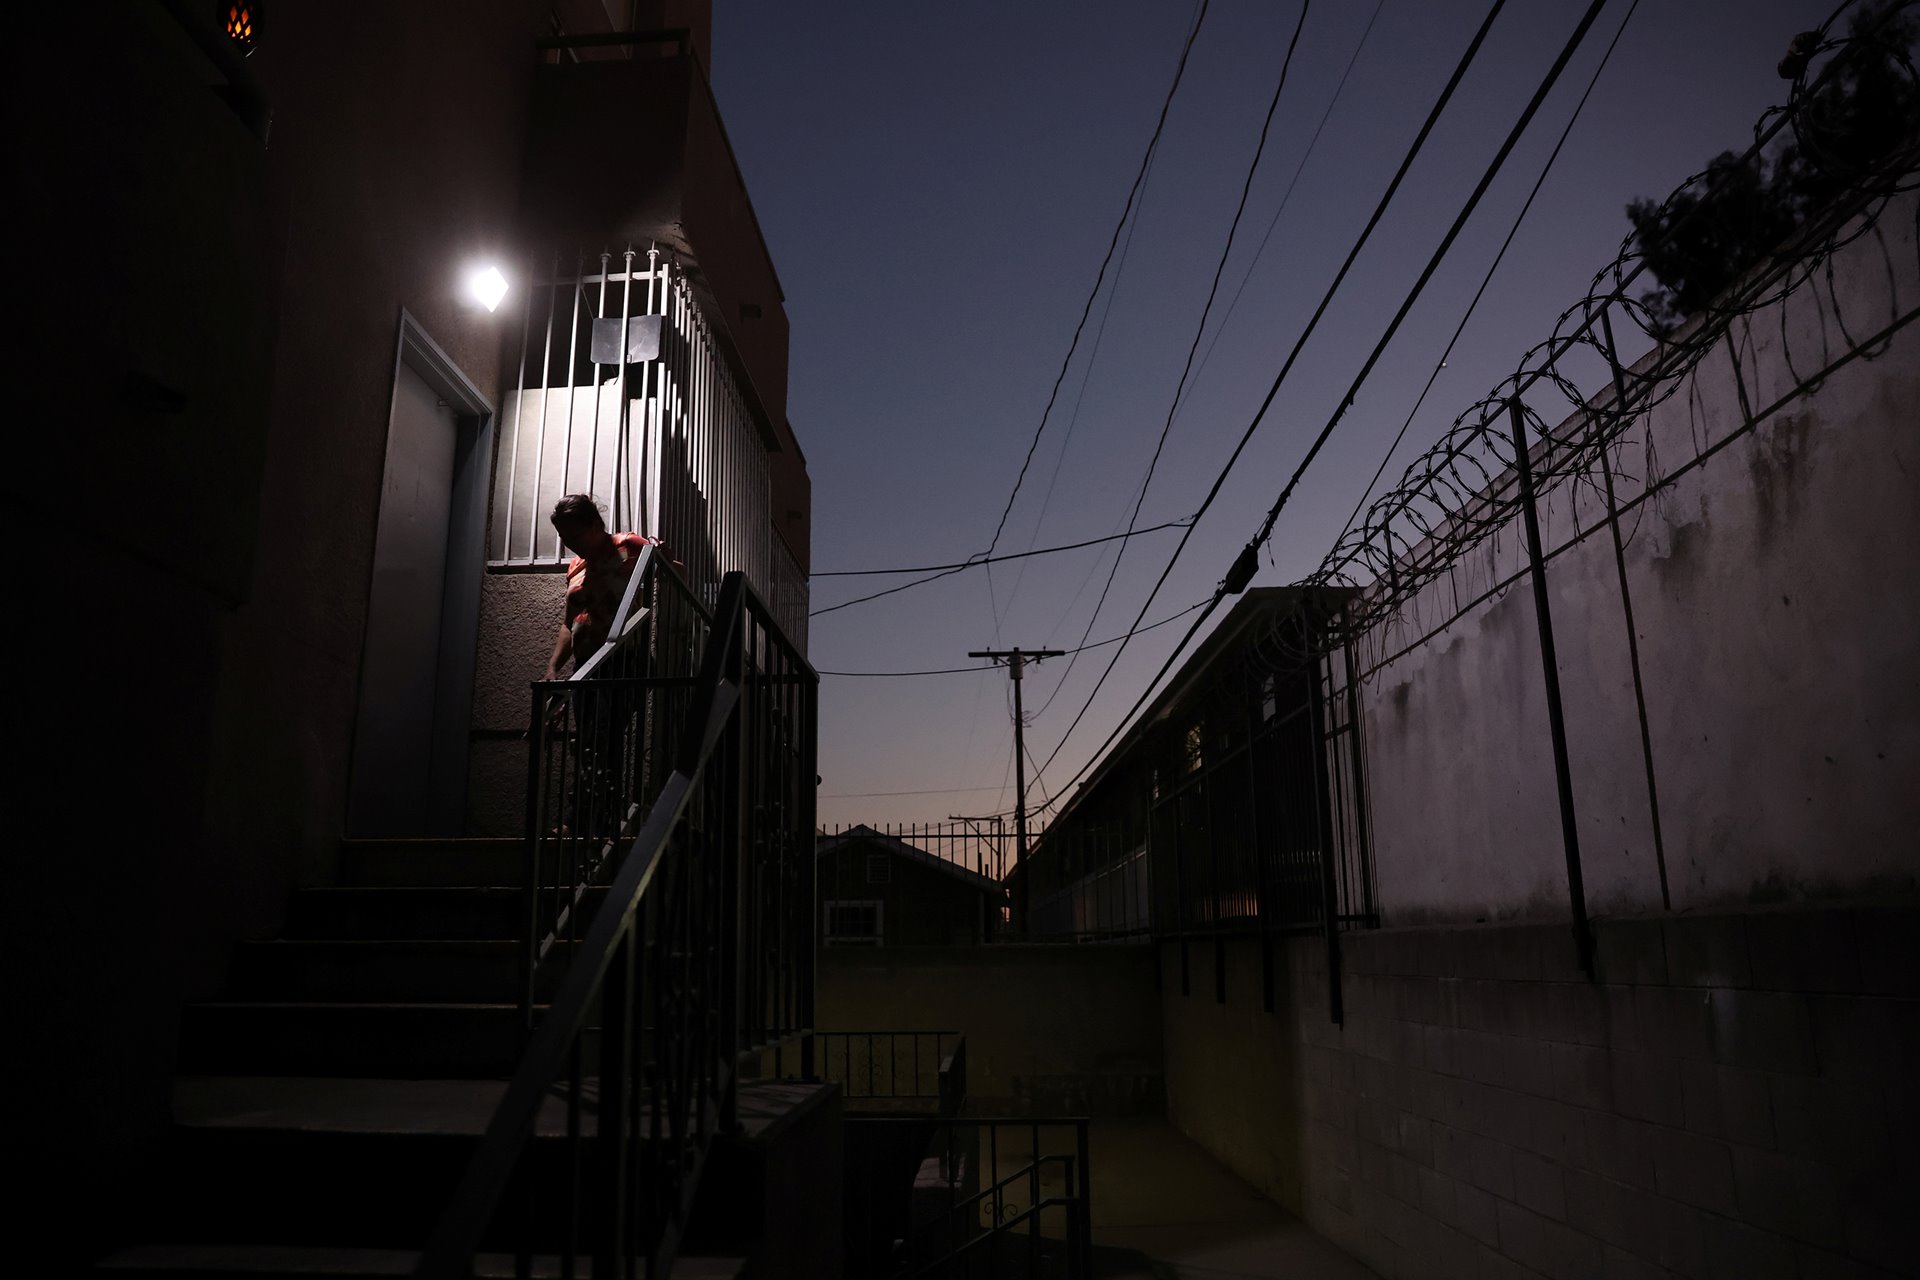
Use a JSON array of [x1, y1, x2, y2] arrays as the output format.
[[489, 247, 798, 650]]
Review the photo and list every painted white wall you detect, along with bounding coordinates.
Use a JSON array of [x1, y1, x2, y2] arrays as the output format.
[[1357, 189, 1920, 924]]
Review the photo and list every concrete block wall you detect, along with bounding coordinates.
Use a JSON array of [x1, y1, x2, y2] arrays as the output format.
[[1162, 907, 1919, 1279]]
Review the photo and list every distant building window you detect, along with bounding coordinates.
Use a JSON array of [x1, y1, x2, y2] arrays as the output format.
[[1184, 723, 1205, 774], [824, 900, 883, 946], [866, 853, 891, 885], [1260, 672, 1278, 721]]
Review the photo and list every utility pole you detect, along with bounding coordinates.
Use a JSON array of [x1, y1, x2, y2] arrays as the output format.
[[945, 812, 1008, 880], [969, 647, 1064, 938]]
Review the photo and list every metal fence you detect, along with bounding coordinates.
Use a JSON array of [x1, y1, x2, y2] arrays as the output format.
[[489, 246, 798, 644], [784, 1030, 966, 1111], [420, 570, 818, 1279], [817, 820, 1012, 884]]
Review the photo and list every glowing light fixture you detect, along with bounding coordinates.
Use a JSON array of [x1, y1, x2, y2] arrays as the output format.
[[468, 265, 509, 313], [221, 1, 259, 54]]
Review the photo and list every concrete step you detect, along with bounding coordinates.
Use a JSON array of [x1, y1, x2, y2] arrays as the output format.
[[285, 887, 606, 942], [178, 1003, 532, 1078], [114, 1077, 821, 1256], [228, 940, 544, 1003], [98, 1244, 747, 1277], [337, 839, 525, 888]]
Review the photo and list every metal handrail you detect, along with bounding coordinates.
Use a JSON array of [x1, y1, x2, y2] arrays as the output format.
[[905, 1116, 1094, 1280], [520, 544, 714, 1016], [420, 570, 818, 1278]]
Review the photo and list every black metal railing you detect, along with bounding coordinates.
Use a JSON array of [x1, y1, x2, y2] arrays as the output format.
[[419, 570, 817, 1279], [896, 1117, 1093, 1280], [783, 1031, 965, 1111], [518, 543, 712, 1022]]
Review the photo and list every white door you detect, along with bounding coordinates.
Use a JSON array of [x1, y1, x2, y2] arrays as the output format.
[[349, 360, 459, 835]]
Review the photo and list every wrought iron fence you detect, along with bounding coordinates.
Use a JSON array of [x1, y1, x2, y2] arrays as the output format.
[[787, 1031, 965, 1110], [817, 820, 1012, 883], [418, 571, 817, 1279]]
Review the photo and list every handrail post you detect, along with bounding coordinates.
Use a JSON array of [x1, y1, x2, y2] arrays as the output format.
[[522, 685, 549, 1030], [1075, 1119, 1092, 1278]]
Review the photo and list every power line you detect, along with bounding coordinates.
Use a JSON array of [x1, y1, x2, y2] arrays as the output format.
[[992, 106, 1162, 634], [981, 0, 1214, 564], [1031, 0, 1516, 787], [817, 598, 1208, 677], [811, 518, 1190, 578], [808, 519, 1191, 618], [1249, 0, 1626, 558], [1036, 0, 1617, 815], [1330, 0, 1640, 550], [1037, 0, 1311, 717], [1171, 0, 1387, 423]]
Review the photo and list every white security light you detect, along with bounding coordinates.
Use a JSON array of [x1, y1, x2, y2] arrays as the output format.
[[468, 265, 509, 313]]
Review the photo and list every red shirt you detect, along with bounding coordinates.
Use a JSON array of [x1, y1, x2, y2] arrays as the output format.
[[564, 532, 659, 662]]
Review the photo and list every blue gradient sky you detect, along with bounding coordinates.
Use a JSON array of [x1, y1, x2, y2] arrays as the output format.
[[710, 0, 1841, 827]]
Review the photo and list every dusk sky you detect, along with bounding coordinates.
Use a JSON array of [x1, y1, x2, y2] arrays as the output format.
[[709, 0, 1843, 829]]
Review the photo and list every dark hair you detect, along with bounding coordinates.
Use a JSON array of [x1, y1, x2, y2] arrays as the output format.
[[550, 494, 604, 528]]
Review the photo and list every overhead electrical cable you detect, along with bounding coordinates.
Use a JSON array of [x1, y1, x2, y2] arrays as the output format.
[[1330, 0, 1642, 550], [808, 519, 1191, 618], [1036, 0, 1312, 716], [981, 0, 1215, 565], [1031, 0, 1518, 787], [1036, 0, 1617, 811], [1171, 0, 1388, 422], [816, 598, 1208, 678], [813, 519, 1191, 579]]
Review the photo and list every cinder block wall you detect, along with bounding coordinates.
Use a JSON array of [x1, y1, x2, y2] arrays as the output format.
[[1163, 908, 1918, 1279]]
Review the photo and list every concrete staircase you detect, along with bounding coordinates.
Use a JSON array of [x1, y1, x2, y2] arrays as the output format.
[[92, 839, 777, 1279]]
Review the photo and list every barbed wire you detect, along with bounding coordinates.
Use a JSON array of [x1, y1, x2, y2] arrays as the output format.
[[1253, 0, 1920, 672]]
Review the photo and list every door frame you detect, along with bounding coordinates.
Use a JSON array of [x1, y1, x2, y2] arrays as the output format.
[[346, 309, 495, 836]]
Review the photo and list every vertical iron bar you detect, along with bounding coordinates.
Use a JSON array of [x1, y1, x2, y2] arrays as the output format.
[[1340, 616, 1376, 924], [555, 251, 586, 560], [588, 249, 611, 525], [523, 689, 548, 1030], [528, 251, 560, 560], [1506, 398, 1595, 977], [1305, 620, 1344, 1025], [594, 928, 634, 1280], [1076, 1120, 1092, 1280], [501, 249, 534, 560], [563, 1038, 583, 1280], [1598, 309, 1672, 911]]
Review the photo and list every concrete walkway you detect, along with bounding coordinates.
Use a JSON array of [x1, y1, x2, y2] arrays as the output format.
[[979, 1117, 1378, 1280]]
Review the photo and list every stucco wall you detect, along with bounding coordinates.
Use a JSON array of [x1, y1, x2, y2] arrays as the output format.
[[1357, 189, 1920, 925], [467, 571, 567, 836], [817, 946, 1164, 1115]]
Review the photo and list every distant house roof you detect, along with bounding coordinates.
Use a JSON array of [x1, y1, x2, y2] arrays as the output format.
[[816, 824, 1001, 894]]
